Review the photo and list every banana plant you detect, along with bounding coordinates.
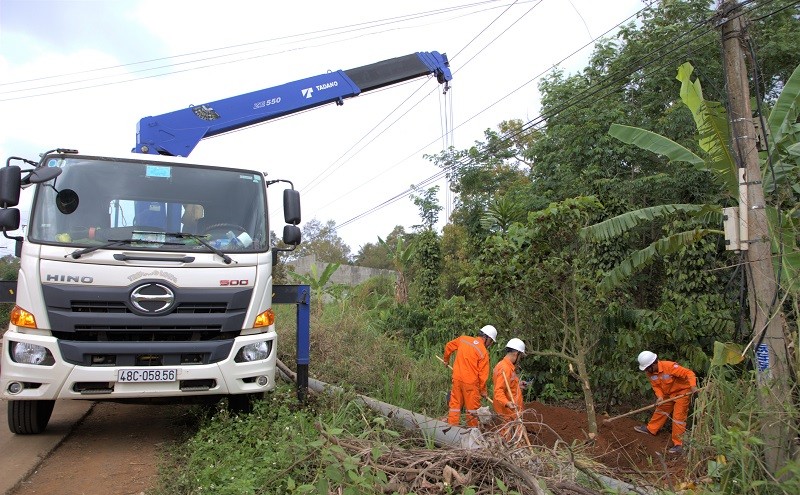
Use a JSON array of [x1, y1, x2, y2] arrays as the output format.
[[378, 236, 415, 304], [288, 262, 341, 315], [582, 61, 800, 293]]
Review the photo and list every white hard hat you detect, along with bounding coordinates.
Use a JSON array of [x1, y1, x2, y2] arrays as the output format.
[[506, 338, 526, 354], [479, 324, 497, 341], [638, 351, 657, 371]]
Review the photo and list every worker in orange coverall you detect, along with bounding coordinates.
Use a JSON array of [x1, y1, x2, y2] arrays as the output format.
[[634, 351, 698, 454], [493, 338, 527, 442], [443, 325, 497, 427]]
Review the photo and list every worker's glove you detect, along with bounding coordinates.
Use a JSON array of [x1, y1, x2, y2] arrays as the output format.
[[506, 402, 517, 410], [443, 360, 449, 368], [520, 380, 529, 390]]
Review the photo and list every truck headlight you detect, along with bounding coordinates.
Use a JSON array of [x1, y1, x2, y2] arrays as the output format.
[[10, 342, 55, 366], [235, 341, 272, 362]]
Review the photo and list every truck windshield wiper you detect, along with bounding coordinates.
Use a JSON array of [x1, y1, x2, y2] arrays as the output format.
[[67, 238, 182, 259], [163, 232, 235, 265]]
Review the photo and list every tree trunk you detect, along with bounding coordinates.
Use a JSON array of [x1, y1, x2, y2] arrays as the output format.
[[576, 351, 597, 440], [395, 272, 408, 304]]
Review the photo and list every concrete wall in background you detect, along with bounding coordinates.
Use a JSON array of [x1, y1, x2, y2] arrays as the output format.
[[287, 255, 396, 287]]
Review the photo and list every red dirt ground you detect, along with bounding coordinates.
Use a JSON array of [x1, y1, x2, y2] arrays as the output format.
[[519, 401, 688, 488]]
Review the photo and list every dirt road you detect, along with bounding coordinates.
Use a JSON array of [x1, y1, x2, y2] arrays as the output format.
[[2, 401, 191, 495]]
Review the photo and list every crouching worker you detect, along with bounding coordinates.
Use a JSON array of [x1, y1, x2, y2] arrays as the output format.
[[443, 325, 497, 427], [634, 351, 698, 454], [493, 338, 527, 443]]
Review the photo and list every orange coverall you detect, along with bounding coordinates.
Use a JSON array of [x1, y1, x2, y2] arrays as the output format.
[[493, 356, 524, 441], [443, 335, 489, 427], [493, 356, 523, 420], [645, 360, 697, 446]]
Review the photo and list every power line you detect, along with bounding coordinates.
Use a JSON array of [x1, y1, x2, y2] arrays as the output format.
[[300, 0, 544, 198], [339, 34, 721, 230], [336, 0, 787, 231], [320, 1, 658, 224], [0, 0, 519, 100]]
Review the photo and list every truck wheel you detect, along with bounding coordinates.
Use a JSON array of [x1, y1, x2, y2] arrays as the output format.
[[8, 400, 56, 434], [227, 393, 260, 414]]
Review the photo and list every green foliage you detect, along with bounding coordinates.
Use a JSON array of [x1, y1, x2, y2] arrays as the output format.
[[153, 386, 405, 495], [409, 296, 492, 358], [353, 226, 405, 270], [689, 365, 800, 494], [288, 263, 342, 316], [290, 219, 351, 264], [408, 229, 441, 310], [277, 300, 448, 415], [439, 223, 471, 298], [409, 185, 442, 231]]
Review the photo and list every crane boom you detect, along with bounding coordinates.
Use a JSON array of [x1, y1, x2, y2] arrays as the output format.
[[134, 51, 452, 157]]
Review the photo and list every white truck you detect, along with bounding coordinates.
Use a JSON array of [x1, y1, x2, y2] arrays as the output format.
[[0, 52, 452, 433]]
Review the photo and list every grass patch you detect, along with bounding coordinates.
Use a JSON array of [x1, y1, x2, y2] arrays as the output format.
[[152, 384, 406, 495], [274, 303, 450, 416]]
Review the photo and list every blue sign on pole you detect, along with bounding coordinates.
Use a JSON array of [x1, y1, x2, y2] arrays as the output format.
[[756, 343, 771, 379], [756, 343, 770, 371]]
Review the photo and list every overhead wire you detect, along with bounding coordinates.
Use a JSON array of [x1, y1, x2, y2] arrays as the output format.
[[299, 0, 541, 198], [325, 1, 659, 225], [0, 1, 522, 101], [337, 35, 721, 229], [301, 0, 544, 210], [336, 0, 787, 229]]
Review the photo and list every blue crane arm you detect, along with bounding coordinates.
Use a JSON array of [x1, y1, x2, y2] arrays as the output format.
[[134, 51, 452, 157]]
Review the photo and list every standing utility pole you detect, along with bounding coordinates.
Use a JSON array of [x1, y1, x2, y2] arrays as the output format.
[[719, 0, 792, 473]]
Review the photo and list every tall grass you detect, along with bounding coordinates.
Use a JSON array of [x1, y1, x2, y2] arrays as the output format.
[[274, 294, 450, 416], [688, 365, 800, 494]]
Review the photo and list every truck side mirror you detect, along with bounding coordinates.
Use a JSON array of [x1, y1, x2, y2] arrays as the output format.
[[283, 189, 301, 225], [0, 208, 20, 231], [282, 225, 301, 246], [0, 166, 22, 207]]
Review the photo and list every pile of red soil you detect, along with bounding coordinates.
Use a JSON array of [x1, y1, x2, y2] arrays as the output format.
[[521, 401, 687, 487]]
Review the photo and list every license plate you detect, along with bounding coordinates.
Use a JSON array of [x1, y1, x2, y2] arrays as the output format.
[[117, 369, 177, 383]]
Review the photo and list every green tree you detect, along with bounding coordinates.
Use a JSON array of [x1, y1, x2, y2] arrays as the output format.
[[378, 235, 415, 304], [290, 219, 351, 264], [409, 186, 442, 231], [464, 197, 609, 436], [354, 226, 405, 269]]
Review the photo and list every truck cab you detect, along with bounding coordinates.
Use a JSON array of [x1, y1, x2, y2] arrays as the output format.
[[0, 151, 301, 433]]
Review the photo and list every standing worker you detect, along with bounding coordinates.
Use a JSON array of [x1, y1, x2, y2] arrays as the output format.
[[634, 351, 698, 454], [443, 325, 497, 427], [493, 338, 527, 442]]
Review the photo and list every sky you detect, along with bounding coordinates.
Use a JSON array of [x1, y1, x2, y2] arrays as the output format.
[[0, 0, 645, 256]]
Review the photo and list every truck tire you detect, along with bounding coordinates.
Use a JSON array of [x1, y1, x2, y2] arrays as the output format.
[[8, 400, 55, 434], [227, 393, 260, 414]]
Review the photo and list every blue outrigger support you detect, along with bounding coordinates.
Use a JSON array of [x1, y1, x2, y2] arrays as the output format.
[[272, 284, 311, 402]]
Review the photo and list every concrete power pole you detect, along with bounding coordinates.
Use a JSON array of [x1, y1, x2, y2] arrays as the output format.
[[719, 0, 792, 473]]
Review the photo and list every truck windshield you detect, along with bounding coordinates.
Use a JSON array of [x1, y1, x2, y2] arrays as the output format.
[[28, 155, 268, 253]]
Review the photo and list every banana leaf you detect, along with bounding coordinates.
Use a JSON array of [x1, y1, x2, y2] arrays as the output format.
[[598, 228, 722, 291], [581, 204, 718, 242]]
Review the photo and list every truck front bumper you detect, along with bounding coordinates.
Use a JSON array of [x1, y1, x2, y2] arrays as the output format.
[[0, 329, 277, 400]]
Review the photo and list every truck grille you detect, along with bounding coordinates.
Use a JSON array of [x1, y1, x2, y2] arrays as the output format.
[[71, 301, 228, 313], [53, 328, 235, 342]]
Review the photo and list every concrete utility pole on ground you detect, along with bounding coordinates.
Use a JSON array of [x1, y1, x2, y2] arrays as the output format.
[[719, 0, 792, 473]]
